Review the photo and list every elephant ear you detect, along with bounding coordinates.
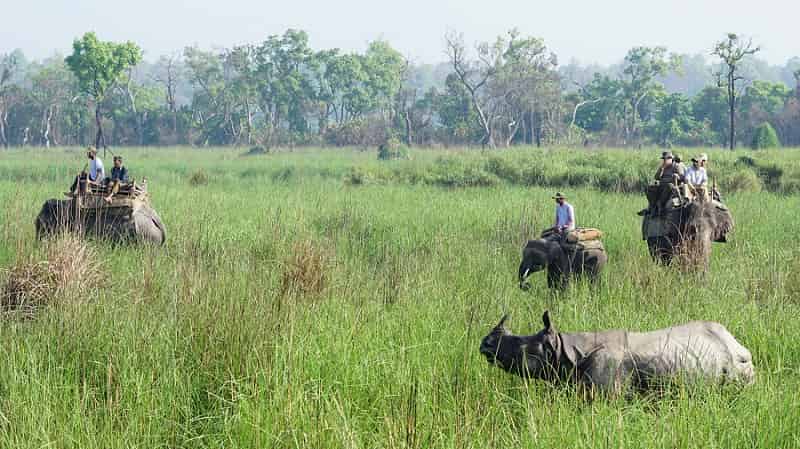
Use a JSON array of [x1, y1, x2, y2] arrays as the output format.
[[711, 206, 734, 242]]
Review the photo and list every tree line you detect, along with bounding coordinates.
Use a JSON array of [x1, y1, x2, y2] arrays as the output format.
[[1, 30, 799, 150]]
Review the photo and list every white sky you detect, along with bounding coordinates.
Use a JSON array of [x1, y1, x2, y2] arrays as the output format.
[[1, 0, 796, 65]]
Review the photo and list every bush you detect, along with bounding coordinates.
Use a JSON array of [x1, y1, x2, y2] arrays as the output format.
[[721, 169, 762, 193], [377, 138, 410, 161], [189, 169, 209, 186], [242, 146, 268, 156], [2, 235, 101, 317], [325, 119, 389, 147], [751, 123, 780, 149]]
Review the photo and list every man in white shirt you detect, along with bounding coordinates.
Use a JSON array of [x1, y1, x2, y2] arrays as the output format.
[[685, 156, 707, 186], [87, 147, 105, 182], [68, 147, 105, 196], [553, 192, 576, 233]]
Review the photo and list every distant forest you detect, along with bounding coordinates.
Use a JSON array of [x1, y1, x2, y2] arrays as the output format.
[[1, 29, 798, 149]]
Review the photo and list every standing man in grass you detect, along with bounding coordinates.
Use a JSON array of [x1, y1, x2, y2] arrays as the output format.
[[553, 192, 576, 234]]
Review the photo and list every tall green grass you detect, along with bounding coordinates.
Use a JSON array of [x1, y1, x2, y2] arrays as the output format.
[[0, 146, 798, 448]]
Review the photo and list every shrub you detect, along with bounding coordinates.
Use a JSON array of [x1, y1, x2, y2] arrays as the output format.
[[721, 169, 762, 193], [2, 234, 101, 317], [377, 137, 410, 161], [325, 118, 389, 147], [751, 123, 780, 149], [189, 169, 209, 186], [484, 156, 523, 183], [243, 146, 268, 156]]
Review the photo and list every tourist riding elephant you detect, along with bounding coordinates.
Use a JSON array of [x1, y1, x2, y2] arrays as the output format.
[[518, 238, 607, 290], [643, 199, 733, 270], [35, 198, 166, 245]]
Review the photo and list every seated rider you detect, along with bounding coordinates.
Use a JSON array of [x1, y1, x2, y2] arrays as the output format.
[[646, 151, 684, 215], [68, 146, 105, 196], [104, 155, 129, 203], [553, 192, 575, 237], [684, 154, 708, 201]]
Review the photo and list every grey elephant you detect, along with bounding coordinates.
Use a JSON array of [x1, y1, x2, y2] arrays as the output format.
[[479, 312, 755, 395], [36, 198, 166, 245], [518, 238, 607, 290], [643, 199, 733, 269]]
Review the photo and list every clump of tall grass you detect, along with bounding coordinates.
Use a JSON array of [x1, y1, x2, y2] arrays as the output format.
[[377, 138, 410, 161], [189, 169, 210, 186], [280, 239, 330, 298], [1, 234, 101, 317], [721, 169, 762, 193]]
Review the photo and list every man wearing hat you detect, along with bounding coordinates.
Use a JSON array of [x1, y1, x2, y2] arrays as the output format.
[[685, 155, 708, 186], [552, 192, 576, 234], [647, 151, 685, 215], [104, 155, 129, 203]]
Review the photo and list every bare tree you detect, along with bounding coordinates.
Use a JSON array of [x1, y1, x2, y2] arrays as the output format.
[[444, 31, 498, 148], [0, 54, 19, 148], [712, 34, 760, 150], [153, 54, 181, 136]]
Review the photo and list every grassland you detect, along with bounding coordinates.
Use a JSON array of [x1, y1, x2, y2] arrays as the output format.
[[1, 146, 799, 448]]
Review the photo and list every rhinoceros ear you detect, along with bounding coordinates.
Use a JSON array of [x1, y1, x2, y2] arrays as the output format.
[[542, 311, 555, 333], [496, 314, 509, 330]]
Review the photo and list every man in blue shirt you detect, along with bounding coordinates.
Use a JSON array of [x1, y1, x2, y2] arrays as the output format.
[[553, 192, 575, 233], [104, 155, 129, 203]]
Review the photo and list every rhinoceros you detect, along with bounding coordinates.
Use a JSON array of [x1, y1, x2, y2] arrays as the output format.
[[479, 311, 754, 394]]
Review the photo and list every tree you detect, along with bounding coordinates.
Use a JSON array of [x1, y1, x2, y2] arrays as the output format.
[[619, 47, 680, 144], [711, 33, 760, 149], [28, 57, 76, 147], [445, 31, 499, 147], [750, 122, 780, 149], [0, 51, 24, 148], [692, 86, 729, 146], [65, 32, 142, 153], [152, 54, 182, 138], [435, 73, 480, 144]]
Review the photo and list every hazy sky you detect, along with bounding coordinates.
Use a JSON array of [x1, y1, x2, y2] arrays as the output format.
[[2, 0, 797, 65]]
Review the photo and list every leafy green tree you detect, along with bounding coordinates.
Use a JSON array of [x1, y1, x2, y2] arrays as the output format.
[[691, 86, 728, 145], [435, 73, 480, 144], [619, 46, 681, 144], [571, 74, 626, 135], [751, 122, 780, 149], [65, 32, 142, 151], [712, 33, 761, 149], [740, 80, 791, 116]]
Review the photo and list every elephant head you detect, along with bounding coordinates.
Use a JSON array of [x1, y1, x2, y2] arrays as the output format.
[[682, 201, 734, 243], [518, 239, 565, 290], [657, 200, 733, 270]]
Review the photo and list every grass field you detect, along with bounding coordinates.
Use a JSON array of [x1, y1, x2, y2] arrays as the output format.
[[1, 146, 799, 448]]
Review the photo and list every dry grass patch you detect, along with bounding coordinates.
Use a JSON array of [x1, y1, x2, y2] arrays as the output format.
[[2, 234, 102, 317], [280, 239, 330, 298]]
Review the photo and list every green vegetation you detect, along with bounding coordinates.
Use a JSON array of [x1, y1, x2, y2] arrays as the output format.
[[1, 147, 799, 448], [2, 30, 800, 150], [751, 122, 781, 149]]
